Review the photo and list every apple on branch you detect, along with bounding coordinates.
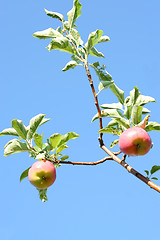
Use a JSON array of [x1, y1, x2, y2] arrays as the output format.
[[28, 160, 56, 189], [119, 127, 152, 156]]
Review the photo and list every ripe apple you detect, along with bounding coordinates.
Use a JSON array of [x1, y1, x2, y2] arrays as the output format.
[[28, 160, 56, 189], [119, 127, 152, 156]]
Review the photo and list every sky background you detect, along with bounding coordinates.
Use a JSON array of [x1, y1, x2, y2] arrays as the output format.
[[1, 0, 160, 239]]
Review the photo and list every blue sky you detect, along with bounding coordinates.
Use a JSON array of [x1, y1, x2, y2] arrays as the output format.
[[1, 0, 160, 239]]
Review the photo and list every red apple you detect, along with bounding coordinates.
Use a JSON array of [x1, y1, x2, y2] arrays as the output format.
[[28, 160, 56, 189], [119, 127, 152, 156]]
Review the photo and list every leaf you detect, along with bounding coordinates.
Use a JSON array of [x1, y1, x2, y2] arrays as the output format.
[[89, 47, 104, 58], [46, 36, 75, 54], [131, 104, 143, 125], [0, 128, 19, 137], [142, 107, 150, 114], [56, 144, 68, 154], [90, 62, 112, 82], [35, 153, 46, 160], [151, 177, 158, 180], [71, 54, 81, 64], [60, 155, 69, 161], [44, 9, 64, 22], [62, 60, 79, 71], [50, 133, 63, 149], [92, 109, 123, 122], [110, 139, 119, 148], [145, 121, 160, 132], [136, 95, 156, 106], [85, 30, 103, 54], [137, 115, 150, 129], [34, 133, 43, 149], [124, 105, 132, 120], [109, 83, 124, 104], [98, 35, 110, 43], [70, 29, 83, 46], [130, 86, 141, 105], [11, 119, 27, 140], [27, 114, 46, 140], [37, 188, 48, 202], [150, 165, 160, 175], [33, 28, 62, 40], [107, 119, 118, 127], [20, 167, 30, 182], [114, 117, 130, 129], [98, 127, 121, 136], [98, 81, 114, 91], [4, 139, 29, 156], [57, 132, 80, 147], [144, 170, 149, 176], [100, 102, 123, 110], [67, 0, 82, 29]]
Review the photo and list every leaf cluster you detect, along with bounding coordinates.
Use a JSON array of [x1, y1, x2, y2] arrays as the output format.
[[0, 114, 80, 201], [145, 165, 160, 181], [33, 0, 110, 72], [92, 84, 160, 148]]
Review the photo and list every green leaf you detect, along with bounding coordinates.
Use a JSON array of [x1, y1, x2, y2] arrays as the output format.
[[4, 139, 29, 156], [150, 165, 160, 175], [107, 119, 118, 127], [145, 121, 160, 132], [136, 95, 156, 106], [35, 153, 46, 160], [27, 114, 46, 140], [90, 62, 112, 82], [85, 30, 103, 54], [151, 177, 158, 180], [124, 106, 132, 120], [56, 144, 68, 154], [50, 133, 63, 149], [92, 109, 123, 122], [46, 36, 75, 54], [114, 117, 130, 129], [89, 47, 104, 58], [131, 104, 143, 125], [100, 102, 123, 110], [60, 155, 69, 161], [98, 35, 110, 43], [34, 133, 43, 149], [0, 128, 19, 137], [71, 54, 81, 64], [98, 127, 121, 135], [98, 81, 114, 91], [62, 60, 79, 71], [70, 29, 83, 46], [57, 132, 80, 147], [142, 107, 150, 114], [20, 167, 30, 182], [109, 83, 124, 104], [67, 0, 82, 29], [11, 119, 27, 140], [130, 87, 141, 105], [44, 9, 64, 22], [37, 188, 48, 202], [110, 139, 119, 148], [144, 170, 149, 176], [33, 28, 62, 40]]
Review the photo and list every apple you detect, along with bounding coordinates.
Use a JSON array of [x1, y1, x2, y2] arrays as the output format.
[[28, 160, 56, 189], [119, 127, 152, 156]]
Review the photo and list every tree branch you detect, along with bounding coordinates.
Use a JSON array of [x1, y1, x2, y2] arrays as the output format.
[[49, 151, 121, 166], [84, 63, 160, 194]]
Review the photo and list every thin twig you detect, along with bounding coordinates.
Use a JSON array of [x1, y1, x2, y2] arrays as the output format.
[[48, 151, 121, 166]]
